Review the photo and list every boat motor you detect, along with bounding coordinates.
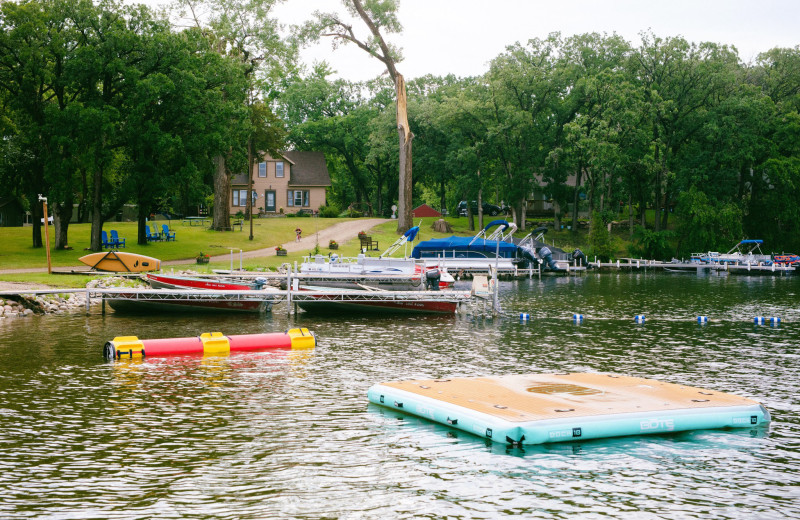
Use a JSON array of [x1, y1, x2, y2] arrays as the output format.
[[425, 268, 441, 291], [538, 246, 560, 270], [253, 277, 268, 290], [571, 248, 590, 268]]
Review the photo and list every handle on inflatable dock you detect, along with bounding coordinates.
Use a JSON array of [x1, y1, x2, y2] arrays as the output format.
[[104, 328, 315, 360]]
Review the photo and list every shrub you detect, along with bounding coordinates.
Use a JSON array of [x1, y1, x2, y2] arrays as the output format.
[[628, 226, 676, 260], [588, 211, 615, 261], [318, 204, 340, 218]]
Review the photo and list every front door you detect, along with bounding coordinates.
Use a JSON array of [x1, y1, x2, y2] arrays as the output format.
[[265, 190, 276, 212]]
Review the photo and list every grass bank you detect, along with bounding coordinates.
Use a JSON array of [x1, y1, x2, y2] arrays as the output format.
[[0, 214, 623, 288]]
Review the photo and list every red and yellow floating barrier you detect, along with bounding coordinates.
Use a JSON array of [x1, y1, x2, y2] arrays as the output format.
[[104, 328, 315, 359]]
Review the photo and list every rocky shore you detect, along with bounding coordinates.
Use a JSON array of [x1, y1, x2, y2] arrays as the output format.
[[0, 276, 147, 319]]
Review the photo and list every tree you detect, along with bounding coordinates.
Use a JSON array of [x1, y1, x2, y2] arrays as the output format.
[[177, 0, 293, 232], [486, 35, 564, 230], [280, 70, 378, 211], [632, 33, 739, 232], [311, 0, 413, 233]]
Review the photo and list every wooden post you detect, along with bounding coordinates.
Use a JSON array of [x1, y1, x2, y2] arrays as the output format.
[[39, 195, 51, 274], [286, 272, 291, 315]]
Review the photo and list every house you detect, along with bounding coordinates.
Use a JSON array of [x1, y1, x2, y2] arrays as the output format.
[[0, 197, 24, 227], [411, 204, 442, 218], [527, 173, 582, 216], [230, 151, 331, 215]]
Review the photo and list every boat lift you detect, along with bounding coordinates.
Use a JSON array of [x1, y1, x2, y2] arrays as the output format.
[[470, 220, 517, 245], [380, 224, 421, 258]]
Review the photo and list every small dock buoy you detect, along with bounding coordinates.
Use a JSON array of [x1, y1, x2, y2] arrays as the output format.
[[520, 313, 530, 321], [697, 316, 708, 324], [770, 317, 781, 326], [634, 314, 646, 323], [573, 313, 584, 322], [754, 316, 765, 325]]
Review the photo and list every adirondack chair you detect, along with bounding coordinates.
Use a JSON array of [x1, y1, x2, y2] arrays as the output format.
[[162, 224, 176, 242], [145, 226, 158, 242], [101, 230, 114, 249], [151, 224, 162, 241], [110, 230, 125, 248]]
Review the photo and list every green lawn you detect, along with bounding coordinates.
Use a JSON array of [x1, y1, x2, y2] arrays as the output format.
[[0, 214, 613, 288]]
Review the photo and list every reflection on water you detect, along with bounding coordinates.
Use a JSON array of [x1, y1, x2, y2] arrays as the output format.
[[0, 272, 797, 518]]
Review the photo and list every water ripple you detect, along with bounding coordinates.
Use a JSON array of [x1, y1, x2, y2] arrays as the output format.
[[0, 273, 797, 518]]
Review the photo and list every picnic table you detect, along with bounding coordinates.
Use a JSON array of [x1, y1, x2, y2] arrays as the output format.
[[182, 217, 210, 226]]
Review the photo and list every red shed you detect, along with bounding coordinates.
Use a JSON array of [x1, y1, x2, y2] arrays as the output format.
[[411, 204, 442, 218]]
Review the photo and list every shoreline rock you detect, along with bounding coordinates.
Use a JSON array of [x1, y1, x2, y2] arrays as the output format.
[[0, 276, 148, 318]]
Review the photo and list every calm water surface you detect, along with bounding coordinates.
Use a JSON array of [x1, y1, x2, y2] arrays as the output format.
[[0, 272, 798, 519]]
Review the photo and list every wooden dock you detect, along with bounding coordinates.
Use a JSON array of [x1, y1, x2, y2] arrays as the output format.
[[0, 286, 473, 316], [587, 258, 795, 275]]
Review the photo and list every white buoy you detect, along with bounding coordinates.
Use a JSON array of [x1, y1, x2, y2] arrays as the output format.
[[754, 316, 765, 325], [634, 314, 646, 323], [770, 317, 781, 325], [697, 316, 708, 324], [573, 313, 584, 322], [520, 313, 530, 321]]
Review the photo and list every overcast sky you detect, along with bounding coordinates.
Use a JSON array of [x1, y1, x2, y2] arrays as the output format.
[[148, 0, 800, 81]]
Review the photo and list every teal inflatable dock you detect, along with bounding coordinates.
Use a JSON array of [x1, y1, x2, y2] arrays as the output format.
[[367, 373, 770, 445]]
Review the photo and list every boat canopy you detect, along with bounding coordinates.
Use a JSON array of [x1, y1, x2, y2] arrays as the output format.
[[411, 236, 522, 259], [483, 220, 510, 233], [403, 226, 420, 242]]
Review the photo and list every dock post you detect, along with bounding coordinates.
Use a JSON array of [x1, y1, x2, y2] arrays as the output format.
[[102, 296, 106, 315], [286, 267, 290, 315], [85, 289, 90, 314]]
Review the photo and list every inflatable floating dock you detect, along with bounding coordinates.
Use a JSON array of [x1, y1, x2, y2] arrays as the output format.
[[368, 373, 770, 445], [104, 328, 315, 359]]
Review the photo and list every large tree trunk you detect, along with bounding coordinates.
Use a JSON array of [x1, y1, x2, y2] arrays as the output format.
[[628, 194, 634, 239], [53, 199, 73, 250], [138, 210, 149, 245], [395, 74, 413, 234], [653, 144, 663, 233], [91, 163, 104, 251], [477, 186, 484, 230], [571, 163, 583, 231], [212, 155, 231, 231], [553, 200, 561, 230], [30, 198, 43, 249], [246, 140, 255, 240]]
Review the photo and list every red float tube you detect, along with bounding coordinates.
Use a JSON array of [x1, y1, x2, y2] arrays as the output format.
[[104, 328, 314, 359]]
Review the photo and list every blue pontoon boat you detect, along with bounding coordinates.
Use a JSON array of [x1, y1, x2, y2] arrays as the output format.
[[411, 220, 537, 271]]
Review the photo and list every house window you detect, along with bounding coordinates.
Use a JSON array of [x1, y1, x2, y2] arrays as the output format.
[[286, 190, 310, 207], [258, 162, 266, 178], [233, 189, 255, 207], [276, 161, 284, 178]]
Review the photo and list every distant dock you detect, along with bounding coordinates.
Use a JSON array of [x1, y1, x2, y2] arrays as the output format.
[[588, 258, 796, 275]]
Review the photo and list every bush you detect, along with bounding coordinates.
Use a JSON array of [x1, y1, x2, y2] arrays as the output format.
[[628, 226, 676, 260], [318, 204, 340, 218], [588, 212, 615, 261]]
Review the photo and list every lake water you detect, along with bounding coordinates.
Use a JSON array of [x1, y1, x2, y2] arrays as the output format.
[[0, 272, 798, 519]]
